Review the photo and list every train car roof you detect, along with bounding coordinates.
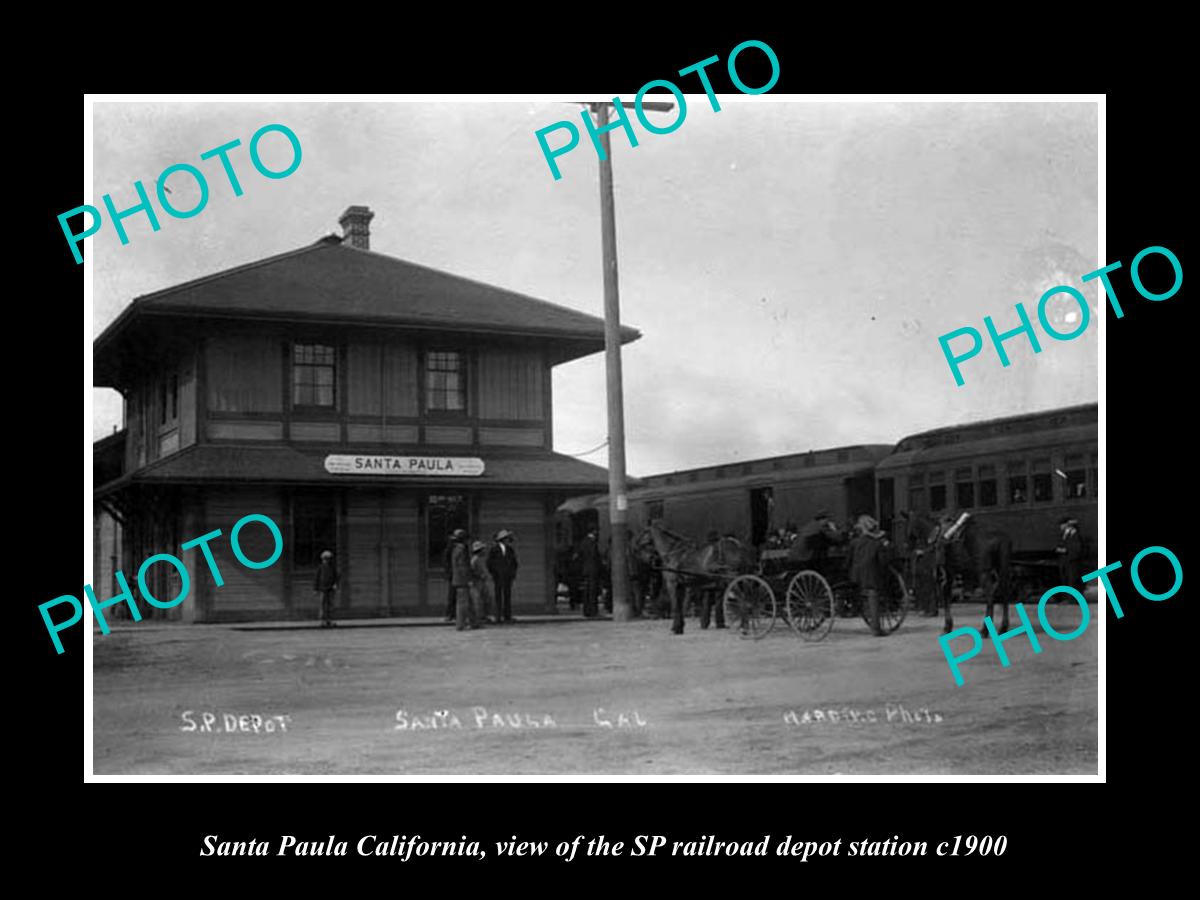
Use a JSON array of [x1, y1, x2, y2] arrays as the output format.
[[877, 403, 1098, 471], [559, 444, 894, 511]]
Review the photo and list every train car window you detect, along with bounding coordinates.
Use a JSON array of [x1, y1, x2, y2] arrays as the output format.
[[1064, 453, 1088, 499], [907, 473, 925, 512], [1007, 461, 1028, 504], [954, 467, 974, 508], [928, 470, 946, 512], [1032, 458, 1053, 502], [978, 464, 998, 507]]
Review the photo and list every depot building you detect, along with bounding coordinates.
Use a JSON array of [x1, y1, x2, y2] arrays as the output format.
[[93, 205, 637, 622]]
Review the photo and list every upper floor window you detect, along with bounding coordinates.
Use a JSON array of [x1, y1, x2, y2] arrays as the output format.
[[294, 343, 336, 408], [159, 373, 179, 427], [426, 351, 466, 412]]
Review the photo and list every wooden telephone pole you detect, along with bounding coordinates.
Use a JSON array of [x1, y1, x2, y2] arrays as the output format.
[[586, 100, 673, 621]]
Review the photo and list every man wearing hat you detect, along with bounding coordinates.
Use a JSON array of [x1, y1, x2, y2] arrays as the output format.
[[449, 529, 474, 630], [791, 509, 839, 571], [314, 549, 339, 628], [487, 529, 520, 624], [847, 515, 892, 636], [442, 530, 461, 622], [579, 527, 601, 617], [1056, 517, 1087, 587], [468, 540, 494, 628]]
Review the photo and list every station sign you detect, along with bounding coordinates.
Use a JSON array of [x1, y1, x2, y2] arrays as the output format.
[[324, 455, 485, 476]]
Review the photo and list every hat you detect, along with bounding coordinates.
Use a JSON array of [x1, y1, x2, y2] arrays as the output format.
[[855, 515, 881, 535], [471, 540, 486, 553], [451, 528, 467, 540], [496, 529, 513, 541], [320, 550, 333, 559]]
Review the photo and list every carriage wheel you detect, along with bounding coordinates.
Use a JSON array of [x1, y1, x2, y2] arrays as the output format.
[[784, 570, 835, 641], [722, 575, 776, 640], [858, 568, 910, 634]]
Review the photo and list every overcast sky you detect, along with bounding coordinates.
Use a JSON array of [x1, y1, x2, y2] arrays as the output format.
[[90, 99, 1098, 477]]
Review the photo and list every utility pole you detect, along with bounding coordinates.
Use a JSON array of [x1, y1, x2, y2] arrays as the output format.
[[584, 100, 673, 622]]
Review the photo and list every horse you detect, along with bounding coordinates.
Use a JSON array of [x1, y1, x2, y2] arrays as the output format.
[[635, 523, 757, 635], [922, 511, 1015, 635]]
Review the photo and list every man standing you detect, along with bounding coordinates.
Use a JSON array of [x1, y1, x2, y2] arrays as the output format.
[[847, 515, 892, 637], [699, 530, 727, 630], [1056, 517, 1087, 585], [487, 529, 520, 624], [442, 534, 458, 622], [625, 528, 644, 619], [469, 541, 494, 628], [450, 529, 475, 631], [314, 549, 339, 628], [791, 510, 838, 571], [579, 527, 601, 617]]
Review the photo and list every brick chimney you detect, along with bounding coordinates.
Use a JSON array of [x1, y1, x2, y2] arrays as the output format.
[[338, 205, 374, 250]]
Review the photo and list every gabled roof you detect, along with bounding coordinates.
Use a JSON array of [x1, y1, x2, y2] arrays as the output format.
[[94, 238, 640, 360]]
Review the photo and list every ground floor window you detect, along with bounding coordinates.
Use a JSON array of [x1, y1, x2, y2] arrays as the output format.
[[294, 495, 336, 568], [428, 494, 470, 565]]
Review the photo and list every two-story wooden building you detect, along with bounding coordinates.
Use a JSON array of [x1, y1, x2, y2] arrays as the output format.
[[93, 206, 638, 622]]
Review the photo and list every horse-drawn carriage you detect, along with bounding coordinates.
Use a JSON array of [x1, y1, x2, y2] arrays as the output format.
[[635, 522, 909, 640], [721, 544, 909, 641]]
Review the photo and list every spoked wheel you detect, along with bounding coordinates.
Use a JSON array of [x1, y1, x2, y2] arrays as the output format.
[[722, 575, 777, 640], [784, 570, 835, 641], [858, 568, 911, 634]]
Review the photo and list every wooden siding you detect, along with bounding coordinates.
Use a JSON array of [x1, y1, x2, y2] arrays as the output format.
[[178, 351, 197, 449], [202, 489, 286, 618], [208, 420, 284, 441], [340, 489, 420, 614], [346, 423, 419, 443], [478, 349, 544, 421], [206, 337, 283, 413], [477, 494, 549, 610], [291, 421, 341, 442], [347, 342, 420, 420], [425, 425, 473, 445], [478, 426, 544, 447]]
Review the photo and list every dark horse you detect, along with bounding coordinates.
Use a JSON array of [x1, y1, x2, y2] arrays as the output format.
[[910, 510, 1015, 635], [635, 523, 757, 635]]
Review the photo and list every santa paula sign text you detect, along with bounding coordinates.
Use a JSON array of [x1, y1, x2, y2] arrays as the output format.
[[324, 455, 486, 477]]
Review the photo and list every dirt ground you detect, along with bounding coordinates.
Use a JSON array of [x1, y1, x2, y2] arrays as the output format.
[[92, 603, 1097, 776]]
